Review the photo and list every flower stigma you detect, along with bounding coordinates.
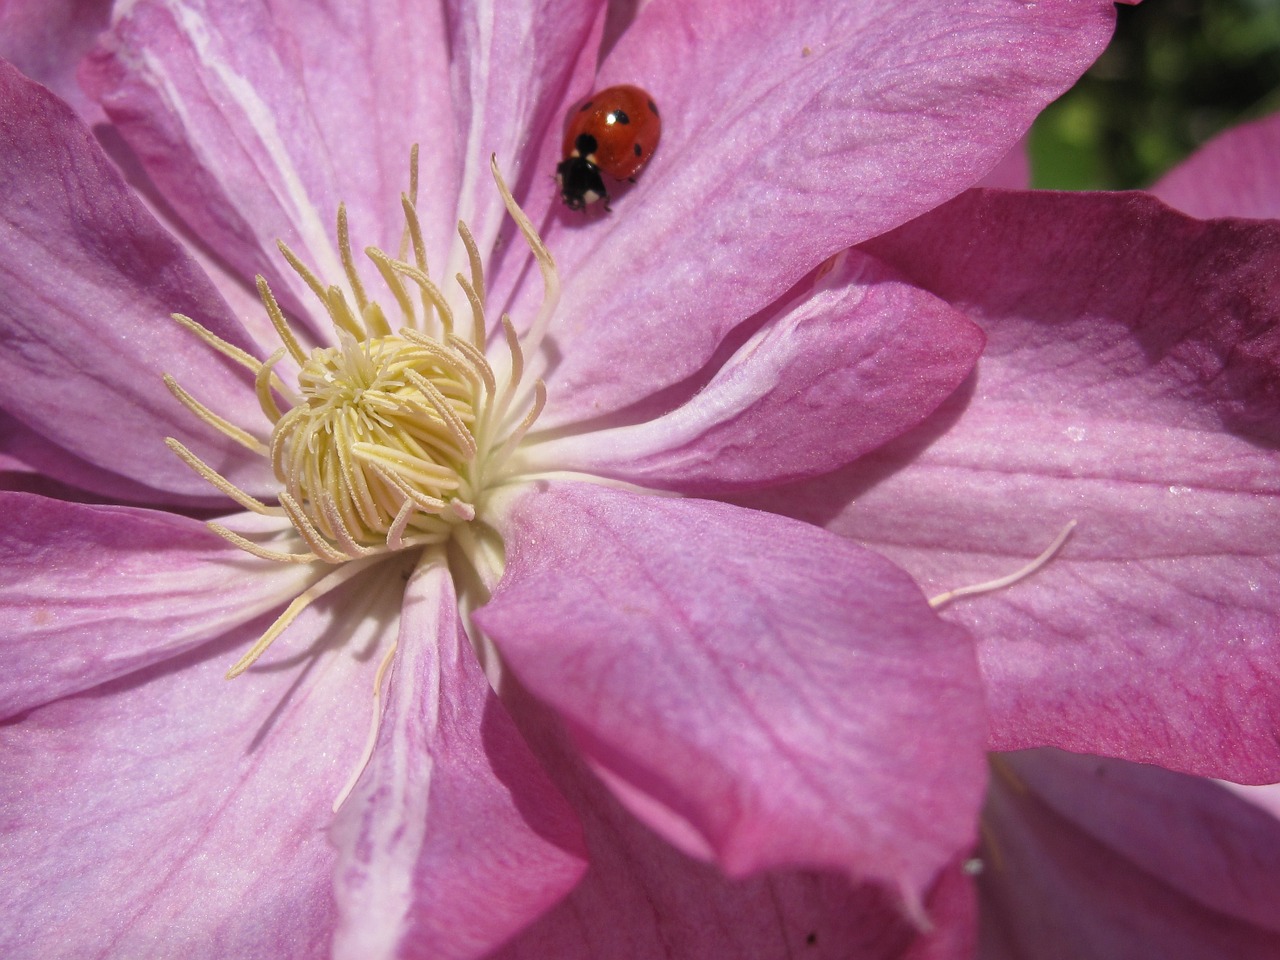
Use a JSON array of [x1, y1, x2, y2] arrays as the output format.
[[163, 150, 558, 682]]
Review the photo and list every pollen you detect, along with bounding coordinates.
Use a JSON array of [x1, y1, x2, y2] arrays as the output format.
[[162, 151, 557, 679]]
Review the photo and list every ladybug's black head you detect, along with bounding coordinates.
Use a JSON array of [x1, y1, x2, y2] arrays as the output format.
[[556, 155, 608, 211]]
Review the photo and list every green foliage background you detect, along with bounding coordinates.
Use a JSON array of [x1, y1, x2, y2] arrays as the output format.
[[1031, 0, 1280, 189]]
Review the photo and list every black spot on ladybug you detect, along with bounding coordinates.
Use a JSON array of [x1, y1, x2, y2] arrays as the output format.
[[648, 99, 659, 116], [633, 143, 643, 157], [574, 132, 598, 157], [608, 109, 630, 125]]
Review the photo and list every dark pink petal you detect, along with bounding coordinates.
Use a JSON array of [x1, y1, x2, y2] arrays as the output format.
[[1153, 112, 1280, 220], [0, 567, 400, 960], [495, 685, 975, 960], [330, 559, 585, 960], [0, 492, 317, 719], [531, 0, 1124, 427], [526, 251, 982, 493], [81, 0, 461, 336], [478, 481, 986, 901], [0, 62, 275, 502], [786, 190, 1280, 780], [979, 750, 1280, 959], [0, 0, 110, 124]]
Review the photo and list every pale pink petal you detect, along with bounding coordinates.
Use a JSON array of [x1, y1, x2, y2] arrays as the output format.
[[0, 0, 110, 124], [525, 250, 982, 493], [478, 481, 986, 900], [0, 492, 318, 719], [81, 0, 461, 339], [979, 750, 1280, 959], [530, 0, 1125, 427], [775, 190, 1280, 780], [1153, 112, 1280, 220], [0, 62, 275, 502], [0, 567, 400, 960], [495, 686, 975, 960], [331, 559, 585, 960]]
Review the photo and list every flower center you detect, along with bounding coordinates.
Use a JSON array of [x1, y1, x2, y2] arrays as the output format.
[[278, 330, 484, 549], [162, 152, 557, 677]]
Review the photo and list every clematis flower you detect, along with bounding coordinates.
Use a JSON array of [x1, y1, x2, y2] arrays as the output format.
[[1, 1, 1138, 957]]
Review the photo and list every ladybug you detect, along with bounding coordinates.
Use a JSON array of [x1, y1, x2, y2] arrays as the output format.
[[557, 84, 661, 211]]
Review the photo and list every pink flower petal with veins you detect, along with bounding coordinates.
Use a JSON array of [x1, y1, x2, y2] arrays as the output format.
[[762, 189, 1280, 780], [530, 0, 1126, 427], [330, 560, 585, 960], [478, 481, 986, 902], [0, 567, 402, 960], [526, 250, 983, 493], [492, 684, 978, 960], [0, 492, 317, 718], [0, 63, 274, 503]]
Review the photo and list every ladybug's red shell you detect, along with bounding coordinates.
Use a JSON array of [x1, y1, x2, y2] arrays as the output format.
[[557, 84, 661, 210]]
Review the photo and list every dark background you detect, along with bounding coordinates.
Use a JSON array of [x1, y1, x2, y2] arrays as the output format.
[[1031, 0, 1280, 188]]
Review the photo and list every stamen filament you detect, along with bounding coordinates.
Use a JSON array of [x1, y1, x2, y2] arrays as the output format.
[[170, 313, 284, 395], [164, 437, 283, 516], [257, 276, 309, 366], [332, 638, 400, 812], [403, 370, 478, 459], [226, 558, 380, 678], [163, 375, 269, 455], [392, 260, 455, 336], [366, 246, 417, 328], [930, 520, 1078, 609], [255, 348, 287, 423], [490, 380, 546, 470], [491, 155, 559, 360], [279, 491, 353, 563], [277, 240, 329, 305], [206, 521, 318, 563], [337, 203, 370, 314]]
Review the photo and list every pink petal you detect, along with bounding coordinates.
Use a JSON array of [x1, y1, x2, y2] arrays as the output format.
[[980, 750, 1280, 959], [0, 62, 275, 502], [81, 0, 461, 337], [1153, 111, 1280, 220], [331, 559, 585, 960], [0, 492, 317, 719], [495, 685, 975, 960], [0, 0, 110, 124], [531, 0, 1125, 427], [976, 138, 1030, 191], [477, 481, 986, 901], [782, 190, 1280, 780], [0, 408, 184, 504], [526, 251, 982, 493], [0, 567, 399, 959]]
